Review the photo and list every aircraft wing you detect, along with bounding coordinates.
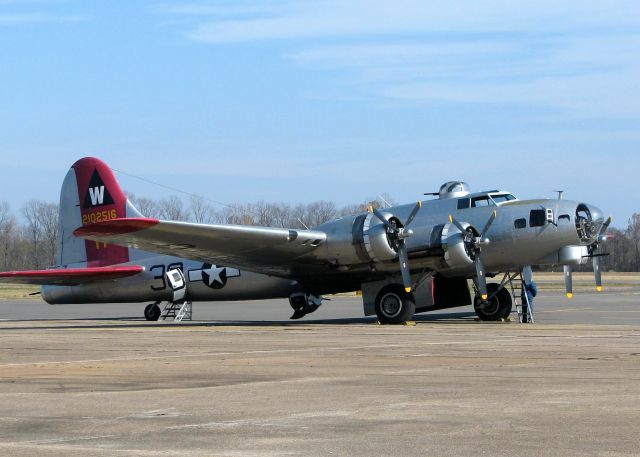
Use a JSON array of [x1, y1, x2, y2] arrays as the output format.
[[75, 218, 328, 276], [0, 265, 145, 285]]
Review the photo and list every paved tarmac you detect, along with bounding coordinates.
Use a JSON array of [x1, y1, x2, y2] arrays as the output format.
[[1, 288, 640, 325], [0, 291, 639, 456]]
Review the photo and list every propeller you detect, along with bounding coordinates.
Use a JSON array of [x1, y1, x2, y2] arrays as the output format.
[[448, 210, 497, 301], [586, 216, 612, 293], [564, 265, 573, 299], [369, 201, 422, 293], [566, 216, 611, 299]]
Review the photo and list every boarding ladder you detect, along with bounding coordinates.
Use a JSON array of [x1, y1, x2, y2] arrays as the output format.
[[507, 272, 534, 323], [159, 301, 192, 322]]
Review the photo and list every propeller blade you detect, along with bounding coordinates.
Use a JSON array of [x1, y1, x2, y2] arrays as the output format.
[[448, 215, 467, 234], [369, 206, 395, 231], [475, 255, 488, 300], [480, 210, 498, 239], [594, 256, 603, 292], [600, 216, 612, 236], [404, 201, 422, 227], [398, 243, 412, 293], [564, 265, 573, 299]]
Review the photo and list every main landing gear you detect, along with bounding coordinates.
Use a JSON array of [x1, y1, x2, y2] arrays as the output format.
[[473, 283, 512, 321], [374, 284, 416, 325]]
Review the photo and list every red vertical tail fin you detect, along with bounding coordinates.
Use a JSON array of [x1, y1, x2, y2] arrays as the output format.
[[61, 157, 130, 267]]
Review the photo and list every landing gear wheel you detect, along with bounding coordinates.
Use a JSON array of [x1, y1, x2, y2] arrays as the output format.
[[496, 286, 513, 319], [144, 303, 161, 321], [375, 285, 416, 325], [474, 283, 512, 321]]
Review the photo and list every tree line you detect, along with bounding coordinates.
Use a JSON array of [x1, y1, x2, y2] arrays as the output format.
[[1, 196, 640, 272]]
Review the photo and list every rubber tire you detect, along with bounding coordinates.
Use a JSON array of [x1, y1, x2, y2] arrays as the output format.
[[144, 303, 161, 321], [375, 285, 416, 325], [495, 285, 513, 319], [474, 283, 512, 321]]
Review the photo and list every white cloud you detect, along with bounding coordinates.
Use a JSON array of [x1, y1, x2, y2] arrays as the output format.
[[287, 32, 640, 117], [177, 0, 640, 43], [155, 2, 284, 18], [160, 1, 640, 118], [289, 42, 523, 69], [0, 0, 85, 25], [0, 12, 84, 24]]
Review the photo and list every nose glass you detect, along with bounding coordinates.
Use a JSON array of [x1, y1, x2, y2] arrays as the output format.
[[576, 204, 604, 243]]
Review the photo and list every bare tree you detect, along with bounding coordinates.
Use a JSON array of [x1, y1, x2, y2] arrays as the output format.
[[628, 213, 640, 271], [248, 201, 277, 227], [159, 195, 187, 221], [338, 203, 365, 217], [189, 195, 217, 224], [290, 203, 311, 229], [21, 200, 43, 268], [270, 203, 293, 228], [602, 228, 634, 272], [39, 202, 59, 267], [0, 201, 18, 271], [305, 201, 337, 227], [21, 200, 58, 268], [222, 204, 255, 225], [128, 193, 162, 218]]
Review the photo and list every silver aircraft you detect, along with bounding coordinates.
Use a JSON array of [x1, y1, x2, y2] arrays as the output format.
[[0, 157, 610, 324]]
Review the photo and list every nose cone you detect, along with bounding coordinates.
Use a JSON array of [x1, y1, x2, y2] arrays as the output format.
[[590, 205, 605, 224]]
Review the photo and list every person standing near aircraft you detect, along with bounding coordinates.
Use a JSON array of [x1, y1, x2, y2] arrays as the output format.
[[522, 280, 538, 322]]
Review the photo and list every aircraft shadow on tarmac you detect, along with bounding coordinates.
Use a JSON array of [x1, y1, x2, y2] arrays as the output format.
[[0, 311, 478, 331]]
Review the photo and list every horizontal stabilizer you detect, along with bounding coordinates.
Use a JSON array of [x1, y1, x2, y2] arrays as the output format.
[[0, 265, 145, 285]]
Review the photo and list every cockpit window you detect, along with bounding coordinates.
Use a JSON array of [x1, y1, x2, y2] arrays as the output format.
[[490, 194, 516, 204], [457, 198, 470, 210], [558, 214, 571, 223], [471, 196, 493, 207]]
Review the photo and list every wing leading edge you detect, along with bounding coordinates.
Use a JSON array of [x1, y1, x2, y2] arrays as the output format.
[[0, 265, 145, 285], [74, 218, 328, 276]]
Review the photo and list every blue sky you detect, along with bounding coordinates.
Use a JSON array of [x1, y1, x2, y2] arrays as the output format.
[[0, 1, 639, 226]]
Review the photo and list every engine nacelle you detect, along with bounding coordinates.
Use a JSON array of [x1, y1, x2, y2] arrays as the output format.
[[322, 211, 418, 267], [363, 220, 398, 263], [441, 221, 476, 271]]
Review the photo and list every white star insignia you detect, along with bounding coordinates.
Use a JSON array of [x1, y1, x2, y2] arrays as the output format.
[[203, 265, 224, 286]]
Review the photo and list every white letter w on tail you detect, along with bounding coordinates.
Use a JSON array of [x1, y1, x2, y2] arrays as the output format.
[[89, 186, 105, 206]]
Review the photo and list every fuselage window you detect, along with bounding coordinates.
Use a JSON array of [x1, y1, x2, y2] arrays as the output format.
[[558, 214, 571, 223], [471, 196, 493, 207], [457, 198, 470, 210], [514, 218, 527, 229], [530, 209, 546, 227]]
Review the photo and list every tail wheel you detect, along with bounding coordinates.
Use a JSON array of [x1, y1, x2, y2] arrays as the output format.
[[375, 285, 416, 325], [144, 303, 161, 321], [474, 283, 512, 321]]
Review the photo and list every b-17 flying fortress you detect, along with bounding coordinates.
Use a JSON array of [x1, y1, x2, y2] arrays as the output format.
[[0, 157, 611, 324]]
